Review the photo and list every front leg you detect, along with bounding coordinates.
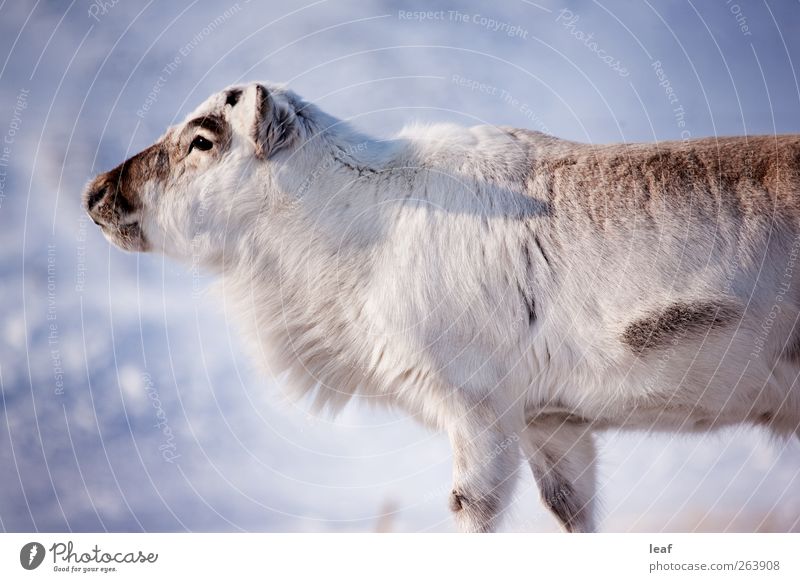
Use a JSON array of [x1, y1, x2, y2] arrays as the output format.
[[447, 411, 521, 533], [521, 416, 598, 532]]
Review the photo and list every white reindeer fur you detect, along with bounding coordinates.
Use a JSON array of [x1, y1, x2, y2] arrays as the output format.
[[85, 82, 800, 533]]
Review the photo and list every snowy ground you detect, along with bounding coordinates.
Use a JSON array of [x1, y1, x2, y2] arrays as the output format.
[[1, 0, 799, 532]]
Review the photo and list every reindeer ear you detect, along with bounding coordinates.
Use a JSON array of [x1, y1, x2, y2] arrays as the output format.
[[228, 84, 299, 158], [252, 84, 299, 158]]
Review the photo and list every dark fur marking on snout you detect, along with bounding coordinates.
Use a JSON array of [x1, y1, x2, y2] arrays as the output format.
[[101, 143, 169, 215], [622, 301, 740, 355], [85, 142, 170, 252]]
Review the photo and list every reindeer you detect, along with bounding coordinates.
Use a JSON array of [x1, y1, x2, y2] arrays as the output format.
[[84, 82, 800, 532]]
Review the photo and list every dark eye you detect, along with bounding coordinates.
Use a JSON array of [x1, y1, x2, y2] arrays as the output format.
[[188, 135, 213, 154]]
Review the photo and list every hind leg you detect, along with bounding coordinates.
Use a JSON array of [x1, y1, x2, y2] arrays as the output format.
[[521, 416, 598, 532]]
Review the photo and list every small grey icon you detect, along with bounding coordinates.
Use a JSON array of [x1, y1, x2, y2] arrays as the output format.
[[20, 542, 46, 570]]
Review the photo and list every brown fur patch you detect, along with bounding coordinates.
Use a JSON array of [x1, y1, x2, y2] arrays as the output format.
[[516, 134, 800, 231], [622, 301, 740, 355]]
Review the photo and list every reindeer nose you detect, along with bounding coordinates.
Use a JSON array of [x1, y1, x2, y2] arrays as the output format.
[[85, 184, 107, 211], [83, 179, 112, 225]]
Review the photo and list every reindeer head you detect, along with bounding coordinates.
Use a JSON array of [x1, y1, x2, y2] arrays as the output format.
[[83, 82, 301, 263]]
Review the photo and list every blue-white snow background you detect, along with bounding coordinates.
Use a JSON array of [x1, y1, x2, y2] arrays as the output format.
[[2, 0, 799, 532]]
